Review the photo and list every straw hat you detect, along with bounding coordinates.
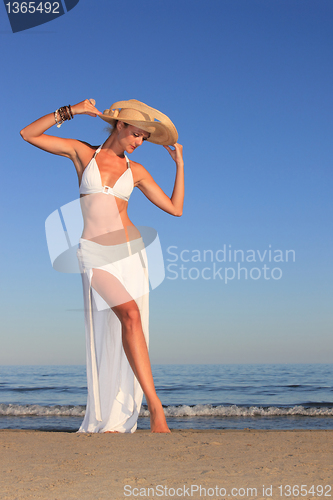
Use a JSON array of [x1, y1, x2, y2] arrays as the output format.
[[99, 99, 178, 146]]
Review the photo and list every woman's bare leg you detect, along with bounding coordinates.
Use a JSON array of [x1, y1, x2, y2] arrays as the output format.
[[91, 269, 170, 433], [112, 300, 170, 433]]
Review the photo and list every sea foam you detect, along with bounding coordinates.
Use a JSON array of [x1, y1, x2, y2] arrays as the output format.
[[1, 403, 332, 418]]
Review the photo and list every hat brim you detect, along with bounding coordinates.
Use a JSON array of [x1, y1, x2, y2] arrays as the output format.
[[99, 115, 178, 146]]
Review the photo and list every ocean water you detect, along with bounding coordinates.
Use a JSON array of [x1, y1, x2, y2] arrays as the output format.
[[0, 364, 332, 432]]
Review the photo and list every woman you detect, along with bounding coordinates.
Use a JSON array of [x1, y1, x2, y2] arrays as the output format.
[[20, 98, 184, 433]]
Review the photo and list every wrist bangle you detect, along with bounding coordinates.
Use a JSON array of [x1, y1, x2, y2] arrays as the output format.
[[54, 109, 63, 128], [54, 105, 74, 128]]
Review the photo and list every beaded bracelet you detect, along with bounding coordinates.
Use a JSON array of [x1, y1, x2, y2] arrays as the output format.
[[58, 106, 71, 122], [54, 109, 61, 128], [54, 105, 73, 128]]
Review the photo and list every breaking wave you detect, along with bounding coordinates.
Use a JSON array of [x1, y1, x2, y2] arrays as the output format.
[[1, 403, 332, 418]]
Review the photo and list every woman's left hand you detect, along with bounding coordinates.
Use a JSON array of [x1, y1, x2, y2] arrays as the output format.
[[163, 143, 183, 165]]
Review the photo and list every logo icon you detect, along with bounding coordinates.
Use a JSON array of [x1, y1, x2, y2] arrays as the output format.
[[4, 0, 80, 33], [45, 198, 165, 310]]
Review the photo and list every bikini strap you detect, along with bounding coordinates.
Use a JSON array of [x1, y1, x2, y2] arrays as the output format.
[[125, 154, 130, 168], [93, 144, 103, 158]]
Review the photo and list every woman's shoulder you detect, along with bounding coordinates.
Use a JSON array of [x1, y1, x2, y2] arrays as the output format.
[[74, 140, 98, 156], [72, 141, 99, 173], [128, 159, 148, 175], [129, 160, 153, 186]]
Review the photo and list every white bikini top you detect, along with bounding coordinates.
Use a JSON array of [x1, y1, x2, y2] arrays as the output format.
[[79, 144, 134, 201]]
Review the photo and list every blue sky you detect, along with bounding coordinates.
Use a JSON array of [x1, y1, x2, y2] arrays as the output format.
[[0, 0, 332, 365]]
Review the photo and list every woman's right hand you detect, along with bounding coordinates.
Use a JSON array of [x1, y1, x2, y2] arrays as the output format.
[[20, 98, 102, 163], [71, 99, 102, 118]]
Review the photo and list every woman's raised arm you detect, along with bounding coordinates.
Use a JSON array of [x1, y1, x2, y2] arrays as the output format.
[[136, 143, 184, 217], [20, 99, 102, 160]]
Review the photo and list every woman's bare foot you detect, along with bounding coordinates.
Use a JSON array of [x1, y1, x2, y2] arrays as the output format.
[[148, 399, 171, 433], [104, 430, 119, 433]]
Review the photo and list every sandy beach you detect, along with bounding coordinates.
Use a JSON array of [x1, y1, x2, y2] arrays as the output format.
[[0, 429, 331, 500]]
